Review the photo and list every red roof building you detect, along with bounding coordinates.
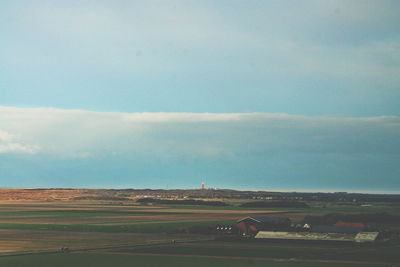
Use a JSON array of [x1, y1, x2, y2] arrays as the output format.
[[334, 221, 365, 228], [236, 216, 291, 236]]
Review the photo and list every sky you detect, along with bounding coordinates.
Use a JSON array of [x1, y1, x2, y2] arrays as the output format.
[[0, 0, 399, 191]]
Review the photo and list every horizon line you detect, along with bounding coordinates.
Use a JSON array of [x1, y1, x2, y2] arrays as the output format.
[[1, 187, 399, 195]]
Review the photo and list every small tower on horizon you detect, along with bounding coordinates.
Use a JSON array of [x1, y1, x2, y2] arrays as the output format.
[[201, 182, 205, 190]]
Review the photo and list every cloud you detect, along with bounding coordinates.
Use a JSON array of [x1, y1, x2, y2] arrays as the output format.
[[0, 131, 13, 142], [0, 106, 398, 158], [0, 106, 399, 190], [0, 130, 40, 154]]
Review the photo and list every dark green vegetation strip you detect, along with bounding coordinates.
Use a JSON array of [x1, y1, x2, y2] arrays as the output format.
[[0, 253, 388, 267], [156, 203, 400, 215], [0, 210, 191, 218], [0, 220, 234, 233], [117, 241, 400, 264]]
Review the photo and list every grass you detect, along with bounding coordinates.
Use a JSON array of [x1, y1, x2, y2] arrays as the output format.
[[0, 253, 390, 267], [116, 241, 400, 263], [154, 203, 400, 219], [0, 200, 399, 267], [0, 210, 192, 218], [0, 220, 234, 234]]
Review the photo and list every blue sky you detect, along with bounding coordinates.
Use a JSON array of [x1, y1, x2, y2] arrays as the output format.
[[0, 0, 399, 191]]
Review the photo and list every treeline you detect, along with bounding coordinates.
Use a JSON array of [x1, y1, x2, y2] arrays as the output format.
[[304, 212, 400, 224], [240, 201, 309, 208], [136, 198, 228, 206]]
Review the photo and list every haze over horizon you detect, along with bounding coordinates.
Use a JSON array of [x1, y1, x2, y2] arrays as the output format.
[[1, 1, 399, 191]]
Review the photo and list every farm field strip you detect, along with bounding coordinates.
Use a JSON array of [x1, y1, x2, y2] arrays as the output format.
[[0, 219, 235, 234], [0, 237, 212, 256], [0, 197, 399, 266], [2, 238, 398, 267], [2, 253, 386, 267], [0, 230, 210, 255], [93, 251, 397, 266], [110, 241, 400, 264]]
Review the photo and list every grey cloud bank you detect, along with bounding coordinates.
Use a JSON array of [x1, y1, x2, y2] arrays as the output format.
[[0, 106, 398, 190]]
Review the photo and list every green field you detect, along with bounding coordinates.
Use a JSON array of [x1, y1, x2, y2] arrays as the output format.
[[0, 198, 399, 266], [0, 220, 234, 234], [117, 241, 400, 263], [0, 253, 393, 267]]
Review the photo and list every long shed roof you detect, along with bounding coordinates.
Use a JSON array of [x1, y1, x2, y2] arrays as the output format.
[[312, 225, 363, 234], [255, 231, 355, 242], [255, 231, 379, 243]]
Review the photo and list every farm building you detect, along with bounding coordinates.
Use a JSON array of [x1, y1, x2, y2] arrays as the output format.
[[236, 216, 291, 236], [334, 221, 365, 228], [354, 232, 380, 242], [255, 231, 379, 243], [311, 225, 363, 234]]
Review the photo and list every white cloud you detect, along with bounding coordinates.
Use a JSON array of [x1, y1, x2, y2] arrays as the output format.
[[0, 130, 40, 154], [0, 131, 13, 142], [0, 106, 398, 159], [0, 142, 39, 154], [1, 106, 399, 190]]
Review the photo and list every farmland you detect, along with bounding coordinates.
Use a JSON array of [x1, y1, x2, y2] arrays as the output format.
[[0, 189, 399, 266]]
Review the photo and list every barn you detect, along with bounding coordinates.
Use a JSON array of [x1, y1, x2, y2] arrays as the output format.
[[311, 225, 363, 234], [334, 221, 365, 228], [236, 216, 291, 236], [255, 231, 379, 243]]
